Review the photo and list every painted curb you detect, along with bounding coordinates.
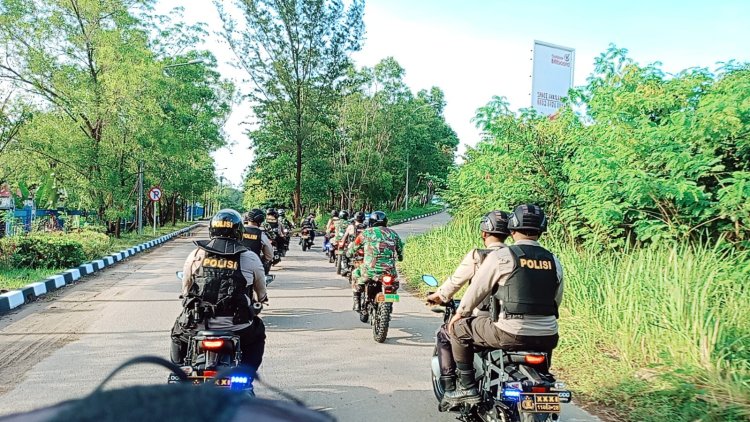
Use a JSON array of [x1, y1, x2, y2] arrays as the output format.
[[0, 224, 202, 314]]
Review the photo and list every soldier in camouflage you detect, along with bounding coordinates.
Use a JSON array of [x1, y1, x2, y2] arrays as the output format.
[[332, 210, 349, 245], [346, 210, 404, 311]]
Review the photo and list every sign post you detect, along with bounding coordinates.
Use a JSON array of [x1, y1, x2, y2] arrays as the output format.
[[148, 187, 162, 235], [531, 40, 575, 116]]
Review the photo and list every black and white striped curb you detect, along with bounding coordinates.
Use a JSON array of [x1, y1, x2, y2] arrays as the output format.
[[0, 224, 201, 314], [391, 209, 445, 226]]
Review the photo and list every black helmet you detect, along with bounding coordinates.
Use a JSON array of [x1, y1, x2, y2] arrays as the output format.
[[244, 208, 265, 225], [353, 211, 365, 223], [508, 204, 547, 233], [209, 209, 244, 240], [266, 207, 278, 217], [339, 210, 349, 220], [368, 210, 388, 227], [331, 210, 338, 218], [480, 210, 510, 236]]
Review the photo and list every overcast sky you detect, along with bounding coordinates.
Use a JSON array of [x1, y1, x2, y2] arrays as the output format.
[[156, 0, 750, 186]]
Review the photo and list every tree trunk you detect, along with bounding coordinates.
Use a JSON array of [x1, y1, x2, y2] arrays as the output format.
[[294, 137, 303, 219], [172, 193, 177, 226]]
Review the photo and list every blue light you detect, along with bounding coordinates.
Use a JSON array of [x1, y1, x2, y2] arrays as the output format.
[[231, 376, 249, 385], [502, 388, 522, 400]]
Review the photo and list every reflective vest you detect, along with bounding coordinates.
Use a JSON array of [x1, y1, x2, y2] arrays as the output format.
[[494, 244, 559, 318]]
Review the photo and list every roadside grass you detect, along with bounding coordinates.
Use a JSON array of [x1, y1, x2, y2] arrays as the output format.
[[400, 216, 750, 421], [0, 221, 197, 292]]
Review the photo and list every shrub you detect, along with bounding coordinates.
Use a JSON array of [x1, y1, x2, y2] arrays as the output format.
[[2, 233, 86, 269], [67, 230, 111, 260]]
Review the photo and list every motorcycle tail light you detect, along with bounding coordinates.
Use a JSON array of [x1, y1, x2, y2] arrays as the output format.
[[201, 339, 225, 350], [203, 370, 217, 377], [382, 275, 394, 285], [525, 354, 546, 365], [531, 386, 549, 393]]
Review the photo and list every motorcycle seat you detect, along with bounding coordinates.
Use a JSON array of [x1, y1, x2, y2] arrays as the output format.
[[195, 330, 235, 337]]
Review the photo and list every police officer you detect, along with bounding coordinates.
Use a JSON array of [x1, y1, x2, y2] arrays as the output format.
[[445, 204, 563, 406], [425, 210, 511, 409], [170, 209, 268, 374], [243, 209, 274, 273]]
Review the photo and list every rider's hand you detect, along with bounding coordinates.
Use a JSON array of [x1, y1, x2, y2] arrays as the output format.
[[426, 292, 443, 306], [448, 312, 463, 336], [258, 294, 269, 305]]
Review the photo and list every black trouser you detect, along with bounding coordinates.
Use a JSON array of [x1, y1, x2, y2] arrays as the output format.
[[170, 317, 266, 371], [450, 316, 558, 366], [436, 324, 456, 376]]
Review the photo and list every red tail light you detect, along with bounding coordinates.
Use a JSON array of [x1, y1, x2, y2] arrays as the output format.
[[201, 339, 225, 350], [382, 275, 394, 285], [203, 370, 217, 377], [358, 250, 364, 256], [531, 386, 549, 393], [525, 354, 546, 365]]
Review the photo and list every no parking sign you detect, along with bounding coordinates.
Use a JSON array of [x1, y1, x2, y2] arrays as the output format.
[[148, 187, 162, 202]]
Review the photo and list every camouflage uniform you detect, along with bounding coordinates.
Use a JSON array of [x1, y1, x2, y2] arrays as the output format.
[[332, 218, 348, 243], [347, 226, 404, 285]]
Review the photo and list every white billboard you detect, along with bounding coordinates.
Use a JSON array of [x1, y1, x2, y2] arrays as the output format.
[[531, 40, 575, 116]]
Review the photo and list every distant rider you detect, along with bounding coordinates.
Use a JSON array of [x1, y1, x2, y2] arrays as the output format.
[[300, 213, 317, 244], [170, 209, 268, 379], [340, 211, 368, 276], [347, 211, 404, 311], [242, 209, 274, 274], [445, 204, 563, 406], [425, 210, 511, 410]]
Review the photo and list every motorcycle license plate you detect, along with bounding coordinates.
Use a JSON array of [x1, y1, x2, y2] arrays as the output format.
[[376, 293, 400, 303], [519, 393, 561, 413], [184, 376, 233, 387]]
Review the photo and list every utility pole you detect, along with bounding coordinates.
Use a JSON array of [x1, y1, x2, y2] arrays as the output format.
[[405, 154, 409, 210], [137, 160, 144, 234]]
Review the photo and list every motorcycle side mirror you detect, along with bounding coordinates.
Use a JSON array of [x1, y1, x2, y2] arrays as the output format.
[[421, 274, 439, 287], [176, 271, 184, 281], [265, 275, 274, 286]]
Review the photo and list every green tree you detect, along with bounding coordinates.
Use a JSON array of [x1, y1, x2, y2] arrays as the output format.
[[216, 0, 365, 218]]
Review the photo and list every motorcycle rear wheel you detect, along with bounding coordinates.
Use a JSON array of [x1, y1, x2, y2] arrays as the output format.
[[373, 302, 391, 343], [302, 242, 308, 251], [335, 256, 342, 275]]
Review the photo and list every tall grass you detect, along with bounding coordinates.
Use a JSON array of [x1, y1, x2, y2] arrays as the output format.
[[400, 217, 750, 421]]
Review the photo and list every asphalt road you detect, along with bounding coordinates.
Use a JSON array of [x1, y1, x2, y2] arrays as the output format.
[[0, 213, 600, 421]]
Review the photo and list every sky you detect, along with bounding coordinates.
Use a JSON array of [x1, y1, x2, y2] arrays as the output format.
[[155, 0, 750, 186]]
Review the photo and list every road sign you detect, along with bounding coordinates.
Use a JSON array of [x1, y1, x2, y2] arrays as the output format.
[[148, 187, 162, 202]]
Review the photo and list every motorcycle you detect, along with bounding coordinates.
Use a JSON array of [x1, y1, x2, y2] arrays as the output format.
[[422, 275, 572, 422], [357, 273, 399, 343], [323, 235, 336, 263], [169, 271, 264, 395], [335, 240, 347, 275], [300, 227, 313, 251]]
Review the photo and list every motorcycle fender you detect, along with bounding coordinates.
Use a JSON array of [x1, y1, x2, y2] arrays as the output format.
[[431, 354, 441, 379]]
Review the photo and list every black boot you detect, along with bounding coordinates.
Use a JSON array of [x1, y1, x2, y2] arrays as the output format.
[[438, 375, 457, 411], [442, 368, 480, 406], [353, 292, 361, 312]]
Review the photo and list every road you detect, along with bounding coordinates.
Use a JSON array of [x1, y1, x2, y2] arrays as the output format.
[[0, 213, 599, 421]]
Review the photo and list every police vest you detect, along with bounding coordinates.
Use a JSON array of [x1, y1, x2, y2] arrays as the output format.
[[191, 249, 250, 322], [241, 226, 263, 258], [494, 244, 559, 318]]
